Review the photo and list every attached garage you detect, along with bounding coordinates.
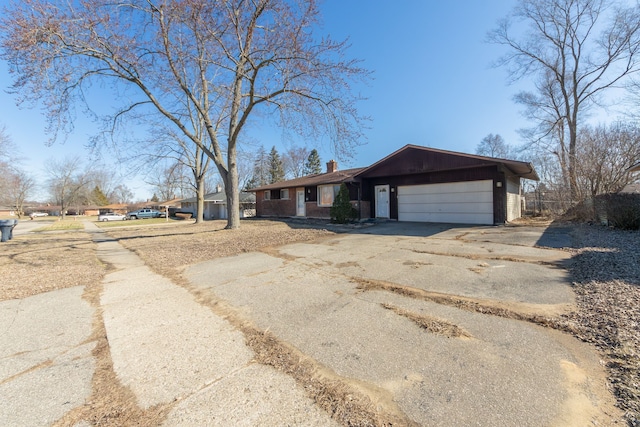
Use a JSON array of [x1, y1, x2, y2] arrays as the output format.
[[355, 145, 539, 225], [398, 180, 493, 224]]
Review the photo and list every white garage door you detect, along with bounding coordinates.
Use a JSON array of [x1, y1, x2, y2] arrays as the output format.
[[398, 180, 494, 224]]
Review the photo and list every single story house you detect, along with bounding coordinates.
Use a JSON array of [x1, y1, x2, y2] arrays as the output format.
[[99, 203, 129, 215], [0, 206, 16, 216], [250, 144, 539, 225], [180, 188, 256, 220]]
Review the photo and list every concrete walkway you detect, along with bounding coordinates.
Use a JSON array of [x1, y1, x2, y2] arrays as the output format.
[[84, 221, 336, 426]]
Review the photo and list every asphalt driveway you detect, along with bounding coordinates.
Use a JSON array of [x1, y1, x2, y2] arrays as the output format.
[[185, 222, 619, 426]]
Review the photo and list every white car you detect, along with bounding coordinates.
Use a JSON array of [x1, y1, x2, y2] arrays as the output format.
[[29, 212, 49, 218], [98, 212, 127, 221]]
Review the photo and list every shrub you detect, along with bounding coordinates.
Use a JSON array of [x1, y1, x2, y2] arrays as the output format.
[[603, 193, 640, 230], [330, 183, 358, 224]]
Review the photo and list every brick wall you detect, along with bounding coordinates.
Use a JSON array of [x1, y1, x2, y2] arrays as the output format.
[[256, 196, 296, 217], [256, 190, 371, 220]]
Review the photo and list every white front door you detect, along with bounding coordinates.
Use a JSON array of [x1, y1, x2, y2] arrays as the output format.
[[296, 189, 306, 216], [375, 185, 390, 218]]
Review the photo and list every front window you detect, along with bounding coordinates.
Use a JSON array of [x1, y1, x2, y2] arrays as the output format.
[[318, 184, 340, 207], [264, 190, 270, 200], [280, 189, 289, 199]]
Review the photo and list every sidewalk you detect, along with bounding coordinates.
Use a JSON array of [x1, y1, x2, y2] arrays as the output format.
[[84, 221, 336, 425]]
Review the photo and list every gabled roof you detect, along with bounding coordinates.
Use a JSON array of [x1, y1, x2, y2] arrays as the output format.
[[355, 145, 539, 181], [249, 167, 365, 192]]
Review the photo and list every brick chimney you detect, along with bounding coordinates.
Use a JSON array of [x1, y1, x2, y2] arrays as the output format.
[[326, 160, 338, 173]]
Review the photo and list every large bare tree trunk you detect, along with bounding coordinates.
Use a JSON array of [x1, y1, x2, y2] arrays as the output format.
[[225, 148, 240, 229], [195, 176, 205, 223]]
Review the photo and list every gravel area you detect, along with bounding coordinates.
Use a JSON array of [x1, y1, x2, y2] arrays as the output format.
[[566, 225, 640, 426]]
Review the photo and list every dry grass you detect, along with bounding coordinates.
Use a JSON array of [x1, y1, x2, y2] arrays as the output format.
[[106, 219, 334, 279], [32, 221, 85, 232], [0, 232, 105, 301], [380, 303, 472, 338], [354, 277, 572, 332]]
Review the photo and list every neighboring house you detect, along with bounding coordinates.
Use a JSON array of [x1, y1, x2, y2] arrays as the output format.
[[180, 188, 256, 220], [100, 203, 129, 215], [0, 206, 15, 216], [250, 144, 539, 225]]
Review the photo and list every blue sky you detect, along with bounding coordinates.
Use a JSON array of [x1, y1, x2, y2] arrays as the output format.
[[0, 0, 543, 201]]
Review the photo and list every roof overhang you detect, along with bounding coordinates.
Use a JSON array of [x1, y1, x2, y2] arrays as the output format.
[[355, 144, 539, 181]]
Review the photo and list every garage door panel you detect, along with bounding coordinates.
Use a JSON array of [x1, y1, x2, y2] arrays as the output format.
[[398, 180, 494, 225], [400, 192, 493, 204], [400, 180, 491, 195], [400, 212, 494, 224], [400, 202, 493, 214]]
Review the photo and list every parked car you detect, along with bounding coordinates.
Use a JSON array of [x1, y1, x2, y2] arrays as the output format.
[[98, 212, 127, 222], [29, 212, 49, 218], [126, 208, 162, 220]]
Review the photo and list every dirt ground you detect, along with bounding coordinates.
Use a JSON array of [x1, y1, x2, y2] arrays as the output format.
[[1, 218, 638, 426]]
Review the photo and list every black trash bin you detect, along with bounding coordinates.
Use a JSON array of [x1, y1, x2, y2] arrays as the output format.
[[0, 219, 17, 242]]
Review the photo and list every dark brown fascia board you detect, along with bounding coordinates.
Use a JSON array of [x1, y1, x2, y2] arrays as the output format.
[[354, 144, 539, 181]]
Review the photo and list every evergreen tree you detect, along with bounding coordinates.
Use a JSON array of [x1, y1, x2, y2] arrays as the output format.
[[91, 185, 110, 206], [268, 146, 285, 184], [304, 149, 322, 175], [150, 193, 159, 202], [330, 183, 357, 223]]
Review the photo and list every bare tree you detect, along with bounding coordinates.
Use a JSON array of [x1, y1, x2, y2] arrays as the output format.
[[476, 134, 513, 158], [109, 184, 134, 205], [139, 120, 213, 223], [0, 0, 369, 229], [3, 169, 35, 218], [46, 156, 90, 219], [148, 161, 190, 202], [283, 145, 310, 178], [489, 0, 640, 199], [236, 150, 256, 192], [575, 122, 640, 199]]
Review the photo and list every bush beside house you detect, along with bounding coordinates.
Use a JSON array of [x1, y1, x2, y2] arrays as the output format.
[[330, 184, 358, 223]]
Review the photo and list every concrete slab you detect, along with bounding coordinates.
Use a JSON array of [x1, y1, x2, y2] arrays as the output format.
[[184, 223, 618, 426], [85, 221, 338, 425], [0, 286, 95, 426], [163, 364, 340, 427], [276, 235, 574, 307]]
